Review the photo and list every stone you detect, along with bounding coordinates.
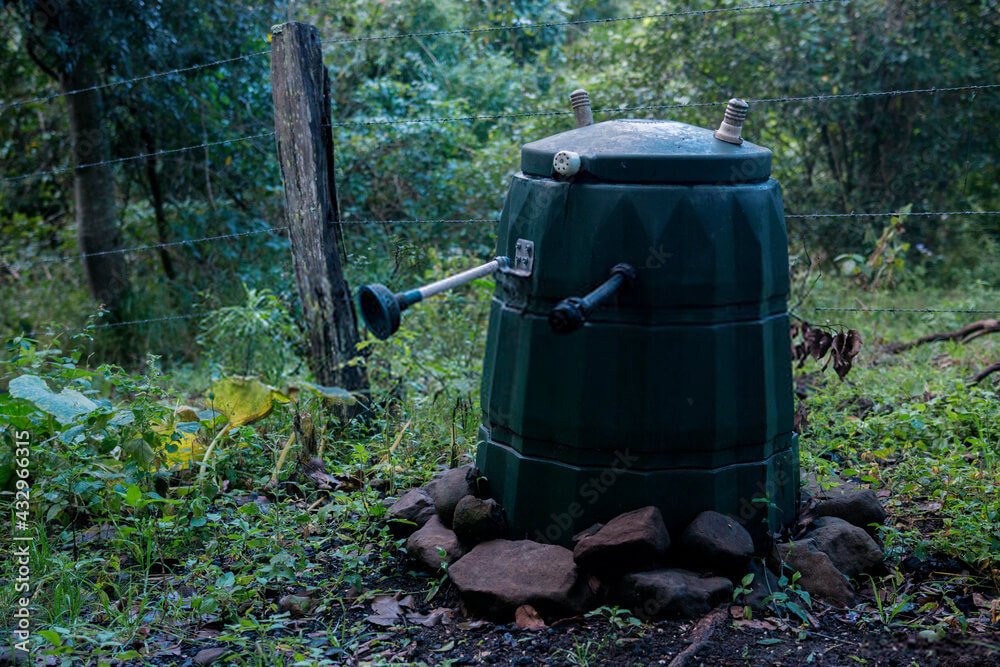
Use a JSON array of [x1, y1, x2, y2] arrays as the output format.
[[448, 539, 589, 618], [427, 465, 487, 525], [679, 511, 754, 574], [776, 539, 854, 607], [573, 506, 670, 574], [452, 495, 506, 545], [815, 489, 887, 532], [807, 516, 884, 577], [572, 523, 603, 544], [406, 515, 465, 571], [386, 487, 437, 537], [615, 568, 733, 619]]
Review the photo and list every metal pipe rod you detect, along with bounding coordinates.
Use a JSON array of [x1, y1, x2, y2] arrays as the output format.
[[415, 257, 508, 301]]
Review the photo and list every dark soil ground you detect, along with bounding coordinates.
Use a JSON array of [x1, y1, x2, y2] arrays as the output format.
[[335, 580, 1000, 666], [160, 598, 1000, 667], [149, 561, 1000, 667]]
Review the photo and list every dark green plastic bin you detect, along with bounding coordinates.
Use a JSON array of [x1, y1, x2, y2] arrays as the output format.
[[476, 119, 798, 545]]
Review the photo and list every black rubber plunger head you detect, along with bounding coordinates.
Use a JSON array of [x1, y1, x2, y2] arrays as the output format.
[[358, 283, 401, 340]]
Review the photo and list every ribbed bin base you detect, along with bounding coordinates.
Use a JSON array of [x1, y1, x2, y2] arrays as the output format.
[[476, 430, 799, 547]]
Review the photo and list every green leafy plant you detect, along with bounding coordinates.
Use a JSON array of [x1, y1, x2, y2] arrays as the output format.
[[584, 605, 644, 634], [835, 208, 912, 291], [867, 570, 916, 627], [197, 285, 300, 383], [766, 568, 814, 626]]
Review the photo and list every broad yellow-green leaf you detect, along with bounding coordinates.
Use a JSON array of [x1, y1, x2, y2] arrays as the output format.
[[154, 421, 206, 467], [209, 376, 275, 427], [9, 374, 97, 424]]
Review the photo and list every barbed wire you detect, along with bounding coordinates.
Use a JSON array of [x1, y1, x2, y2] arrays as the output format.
[[84, 302, 1000, 332], [6, 82, 996, 184], [786, 210, 1000, 219], [0, 50, 271, 112], [340, 218, 498, 225], [16, 227, 288, 268], [750, 84, 1000, 106], [90, 312, 210, 329], [812, 307, 1000, 315], [67, 298, 1000, 332], [11, 209, 997, 268], [11, 221, 495, 267], [332, 82, 998, 128], [322, 0, 834, 45], [0, 131, 276, 184]]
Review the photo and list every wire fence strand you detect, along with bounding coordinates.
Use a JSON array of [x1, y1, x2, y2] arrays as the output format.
[[87, 303, 1000, 332], [1, 131, 276, 184], [6, 83, 997, 184], [332, 83, 999, 128], [812, 307, 1000, 315], [0, 50, 271, 112], [19, 227, 288, 267], [90, 312, 211, 330], [10, 210, 997, 269], [339, 218, 499, 225], [785, 210, 1000, 219]]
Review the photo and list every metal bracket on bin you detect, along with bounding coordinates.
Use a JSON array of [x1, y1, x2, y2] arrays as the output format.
[[504, 239, 535, 277]]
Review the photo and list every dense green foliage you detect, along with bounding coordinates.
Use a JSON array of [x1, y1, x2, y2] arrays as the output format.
[[0, 1, 998, 663], [2, 0, 998, 355]]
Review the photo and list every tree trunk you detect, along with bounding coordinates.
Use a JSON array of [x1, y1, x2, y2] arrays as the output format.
[[270, 22, 368, 395], [62, 57, 129, 317], [140, 125, 176, 280]]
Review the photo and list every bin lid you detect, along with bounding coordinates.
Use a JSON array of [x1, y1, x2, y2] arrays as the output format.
[[520, 119, 772, 184]]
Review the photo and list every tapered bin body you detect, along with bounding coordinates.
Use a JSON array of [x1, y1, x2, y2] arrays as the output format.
[[476, 119, 798, 545]]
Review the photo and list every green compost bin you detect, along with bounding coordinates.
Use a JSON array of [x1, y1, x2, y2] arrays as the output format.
[[476, 119, 798, 545]]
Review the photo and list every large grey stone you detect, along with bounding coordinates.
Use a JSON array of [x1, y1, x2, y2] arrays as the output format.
[[452, 495, 506, 545], [679, 511, 754, 574], [776, 539, 854, 608], [386, 487, 437, 537], [406, 515, 464, 571], [815, 489, 887, 533], [573, 506, 670, 574], [807, 516, 884, 577], [427, 465, 487, 526], [448, 540, 589, 618], [615, 568, 732, 619]]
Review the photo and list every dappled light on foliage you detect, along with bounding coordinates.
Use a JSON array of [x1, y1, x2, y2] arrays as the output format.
[[0, 0, 997, 663]]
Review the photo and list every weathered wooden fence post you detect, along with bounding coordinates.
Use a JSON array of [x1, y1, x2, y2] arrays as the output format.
[[270, 21, 368, 395]]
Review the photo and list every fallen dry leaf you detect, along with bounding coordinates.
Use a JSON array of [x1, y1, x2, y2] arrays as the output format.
[[193, 647, 229, 665], [456, 619, 490, 630], [366, 593, 422, 627], [515, 604, 546, 630]]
